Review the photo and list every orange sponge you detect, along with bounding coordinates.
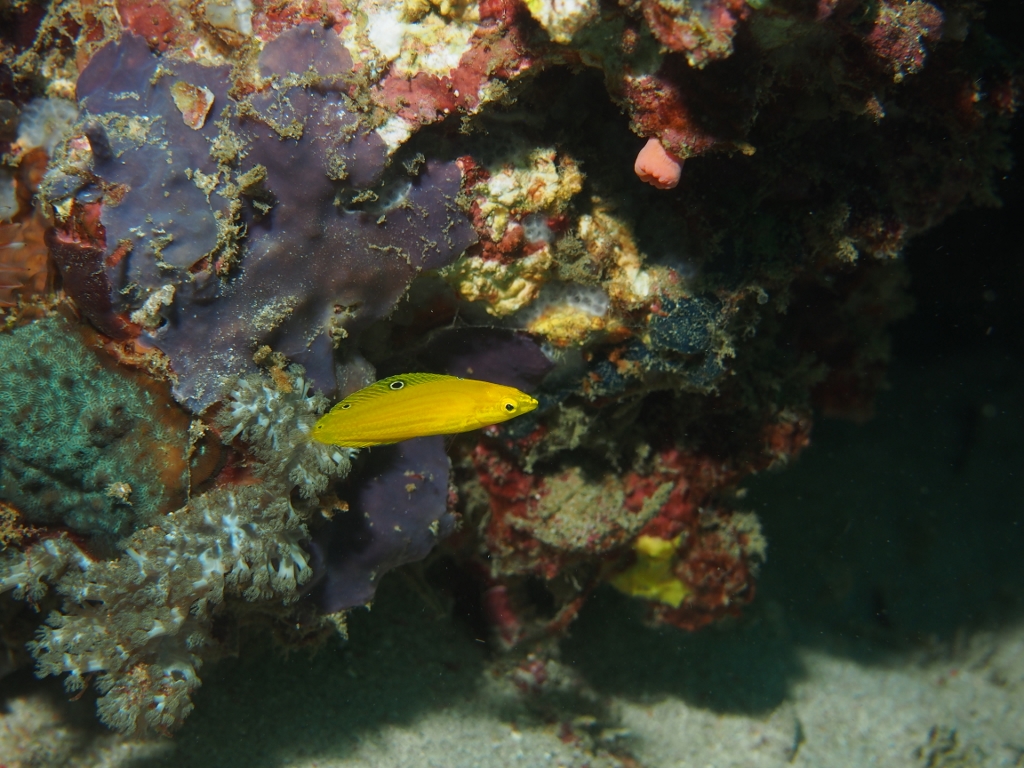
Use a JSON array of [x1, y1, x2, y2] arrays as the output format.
[[634, 138, 682, 189]]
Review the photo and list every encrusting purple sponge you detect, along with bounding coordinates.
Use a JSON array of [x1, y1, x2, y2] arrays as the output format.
[[46, 24, 477, 410], [308, 436, 454, 612]]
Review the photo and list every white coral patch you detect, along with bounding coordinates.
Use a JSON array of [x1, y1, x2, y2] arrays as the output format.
[[356, 0, 476, 74], [376, 115, 415, 152], [525, 0, 600, 43], [17, 97, 78, 156], [478, 148, 583, 240], [365, 3, 407, 59], [203, 0, 254, 37], [216, 367, 350, 499]]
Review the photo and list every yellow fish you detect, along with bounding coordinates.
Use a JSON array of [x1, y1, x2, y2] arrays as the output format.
[[312, 373, 539, 448]]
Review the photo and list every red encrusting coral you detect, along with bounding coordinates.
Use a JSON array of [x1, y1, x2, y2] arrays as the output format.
[[617, 48, 762, 164], [466, 427, 806, 640], [472, 444, 547, 573], [373, 19, 533, 130], [115, 0, 181, 51], [653, 541, 756, 631], [865, 0, 943, 81], [641, 0, 751, 67], [456, 157, 537, 264], [45, 198, 134, 341], [763, 412, 813, 467], [250, 0, 349, 39], [483, 583, 525, 647], [479, 0, 531, 25]]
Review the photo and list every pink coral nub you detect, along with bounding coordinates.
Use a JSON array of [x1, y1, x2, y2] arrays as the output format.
[[635, 138, 682, 190]]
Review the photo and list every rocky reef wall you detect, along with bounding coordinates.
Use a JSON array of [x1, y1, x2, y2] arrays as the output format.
[[0, 0, 1017, 734]]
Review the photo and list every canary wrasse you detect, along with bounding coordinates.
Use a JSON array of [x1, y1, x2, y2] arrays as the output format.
[[312, 373, 539, 448]]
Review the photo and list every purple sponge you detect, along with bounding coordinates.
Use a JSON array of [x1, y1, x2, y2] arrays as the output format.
[[48, 25, 476, 410], [309, 436, 454, 611]]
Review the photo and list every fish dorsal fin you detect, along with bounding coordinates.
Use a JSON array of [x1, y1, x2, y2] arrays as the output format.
[[330, 372, 458, 412]]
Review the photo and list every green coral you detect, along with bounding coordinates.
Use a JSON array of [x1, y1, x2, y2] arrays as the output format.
[[0, 317, 186, 537]]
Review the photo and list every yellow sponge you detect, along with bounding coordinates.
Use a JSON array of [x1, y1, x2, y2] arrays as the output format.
[[610, 535, 689, 608]]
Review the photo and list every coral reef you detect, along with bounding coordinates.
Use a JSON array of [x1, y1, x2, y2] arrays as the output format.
[[462, 440, 776, 643], [0, 0, 1016, 736]]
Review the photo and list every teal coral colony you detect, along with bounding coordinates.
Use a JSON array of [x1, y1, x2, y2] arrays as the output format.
[[0, 316, 188, 537], [0, 0, 1018, 738]]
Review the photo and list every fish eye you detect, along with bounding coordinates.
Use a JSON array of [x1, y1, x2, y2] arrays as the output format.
[[390, 380, 405, 390], [341, 403, 351, 409], [504, 402, 516, 412]]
